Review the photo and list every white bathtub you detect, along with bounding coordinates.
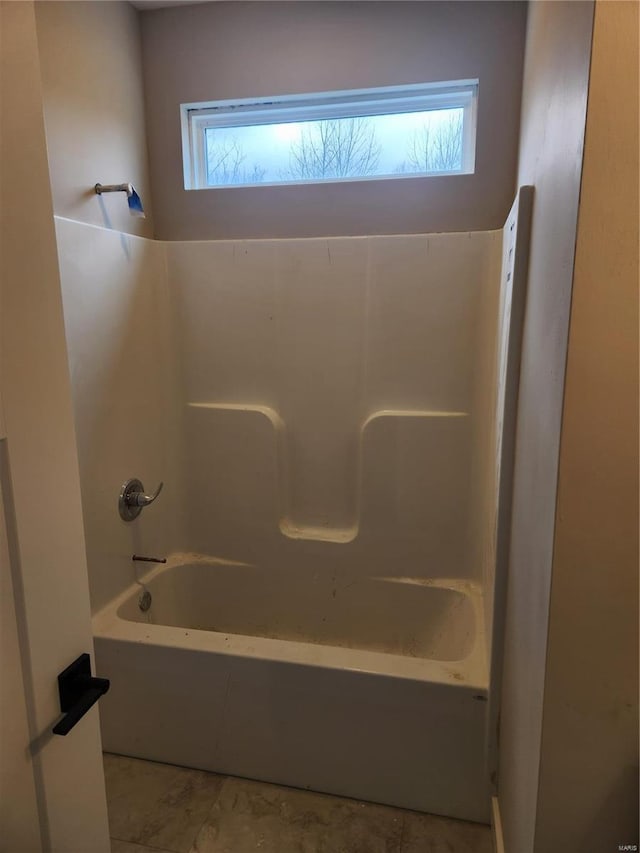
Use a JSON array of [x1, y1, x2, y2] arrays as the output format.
[[93, 554, 490, 823]]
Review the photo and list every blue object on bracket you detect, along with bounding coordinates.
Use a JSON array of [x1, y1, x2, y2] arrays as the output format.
[[127, 186, 145, 219], [94, 182, 146, 219]]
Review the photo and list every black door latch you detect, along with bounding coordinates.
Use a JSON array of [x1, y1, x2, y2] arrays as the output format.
[[52, 653, 110, 736]]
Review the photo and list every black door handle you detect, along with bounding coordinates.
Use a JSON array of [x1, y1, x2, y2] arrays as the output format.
[[52, 653, 110, 736]]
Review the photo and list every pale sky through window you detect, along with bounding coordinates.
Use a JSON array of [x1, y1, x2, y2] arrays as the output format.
[[204, 107, 464, 186]]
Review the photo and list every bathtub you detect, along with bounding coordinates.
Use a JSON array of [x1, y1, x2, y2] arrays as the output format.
[[93, 554, 490, 823]]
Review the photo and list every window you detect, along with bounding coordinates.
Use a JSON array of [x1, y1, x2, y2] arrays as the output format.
[[181, 80, 478, 189]]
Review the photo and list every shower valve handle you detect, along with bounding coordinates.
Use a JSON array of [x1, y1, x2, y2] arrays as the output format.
[[119, 478, 163, 521], [130, 481, 163, 507]]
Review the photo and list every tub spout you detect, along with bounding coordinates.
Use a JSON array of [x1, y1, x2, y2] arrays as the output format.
[[132, 555, 167, 564]]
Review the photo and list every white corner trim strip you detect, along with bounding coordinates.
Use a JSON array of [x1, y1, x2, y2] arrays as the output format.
[[491, 796, 506, 853]]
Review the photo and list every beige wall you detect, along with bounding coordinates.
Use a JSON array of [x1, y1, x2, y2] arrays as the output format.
[[497, 2, 595, 851], [0, 2, 110, 847], [0, 473, 42, 851], [35, 1, 154, 238], [534, 2, 639, 849], [140, 1, 526, 240]]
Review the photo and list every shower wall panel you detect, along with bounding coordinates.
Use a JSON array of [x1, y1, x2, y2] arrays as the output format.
[[166, 232, 501, 581], [56, 221, 501, 618], [55, 218, 184, 613]]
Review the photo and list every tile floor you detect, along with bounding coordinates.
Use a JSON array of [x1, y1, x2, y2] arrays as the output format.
[[105, 754, 493, 853]]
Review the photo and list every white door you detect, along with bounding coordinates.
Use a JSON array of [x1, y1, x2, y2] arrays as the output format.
[[0, 2, 110, 850]]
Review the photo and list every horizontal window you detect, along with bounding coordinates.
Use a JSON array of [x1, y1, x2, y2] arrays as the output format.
[[181, 81, 478, 190]]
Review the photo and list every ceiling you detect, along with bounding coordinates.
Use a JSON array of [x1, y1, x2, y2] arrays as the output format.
[[130, 1, 214, 9], [130, 0, 403, 8]]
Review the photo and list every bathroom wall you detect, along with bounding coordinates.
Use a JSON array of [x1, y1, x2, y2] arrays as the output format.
[[55, 219, 184, 613], [534, 1, 639, 848], [35, 1, 154, 237], [166, 232, 501, 586], [497, 2, 595, 851], [139, 1, 526, 240], [0, 1, 110, 846], [0, 477, 40, 850], [35, 0, 506, 622]]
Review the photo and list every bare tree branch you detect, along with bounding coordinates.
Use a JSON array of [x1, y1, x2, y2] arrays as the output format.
[[207, 137, 246, 184], [206, 136, 267, 185], [245, 164, 267, 183], [287, 118, 381, 180], [406, 113, 464, 173]]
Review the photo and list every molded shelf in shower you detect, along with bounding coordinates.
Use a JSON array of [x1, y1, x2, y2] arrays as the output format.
[[184, 401, 470, 547]]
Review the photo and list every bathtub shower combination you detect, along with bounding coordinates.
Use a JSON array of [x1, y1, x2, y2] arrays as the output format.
[[56, 189, 531, 825]]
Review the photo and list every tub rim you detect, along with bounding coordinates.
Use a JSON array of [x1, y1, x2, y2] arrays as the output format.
[[92, 552, 488, 691]]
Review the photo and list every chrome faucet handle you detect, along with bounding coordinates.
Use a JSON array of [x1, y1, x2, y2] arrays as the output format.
[[130, 481, 163, 507], [119, 479, 163, 521]]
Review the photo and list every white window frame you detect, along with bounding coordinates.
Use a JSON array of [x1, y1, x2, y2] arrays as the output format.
[[181, 80, 478, 190]]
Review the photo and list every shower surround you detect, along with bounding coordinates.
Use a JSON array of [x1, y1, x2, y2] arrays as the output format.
[[55, 218, 504, 823]]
